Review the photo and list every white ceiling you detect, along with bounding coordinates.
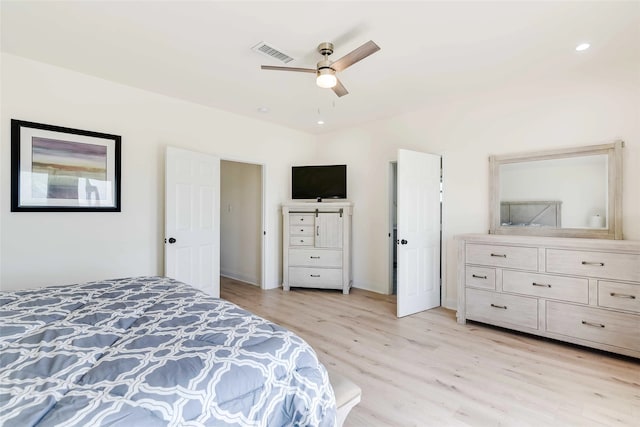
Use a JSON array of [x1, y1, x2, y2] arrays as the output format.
[[2, 1, 639, 134]]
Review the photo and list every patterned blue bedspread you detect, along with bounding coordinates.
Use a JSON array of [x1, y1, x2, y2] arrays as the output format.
[[0, 276, 336, 426]]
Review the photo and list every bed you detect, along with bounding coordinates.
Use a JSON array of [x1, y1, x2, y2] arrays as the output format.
[[0, 276, 337, 426]]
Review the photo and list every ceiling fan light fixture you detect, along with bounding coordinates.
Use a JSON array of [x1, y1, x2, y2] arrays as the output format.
[[316, 68, 337, 89]]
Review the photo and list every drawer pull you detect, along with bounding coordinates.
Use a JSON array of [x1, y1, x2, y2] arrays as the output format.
[[581, 320, 605, 328], [300, 240, 305, 243], [310, 256, 320, 259], [610, 292, 636, 299], [490, 253, 507, 258], [581, 261, 604, 266], [310, 274, 321, 278], [472, 274, 487, 279], [300, 229, 304, 232], [532, 282, 552, 288], [490, 303, 507, 309]]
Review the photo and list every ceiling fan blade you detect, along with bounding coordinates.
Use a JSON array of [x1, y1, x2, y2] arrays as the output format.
[[261, 65, 316, 73], [332, 78, 348, 97], [331, 40, 380, 72]]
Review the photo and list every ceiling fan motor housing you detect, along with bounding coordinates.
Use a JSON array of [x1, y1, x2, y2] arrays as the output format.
[[317, 42, 334, 57]]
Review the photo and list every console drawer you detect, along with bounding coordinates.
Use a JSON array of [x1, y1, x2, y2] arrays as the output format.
[[503, 270, 588, 304], [546, 249, 640, 282], [465, 266, 496, 290], [598, 281, 639, 314], [289, 267, 343, 287], [466, 244, 538, 270], [290, 236, 314, 246], [546, 301, 640, 351], [289, 249, 342, 268], [465, 288, 538, 330], [290, 214, 314, 225], [290, 225, 313, 236]]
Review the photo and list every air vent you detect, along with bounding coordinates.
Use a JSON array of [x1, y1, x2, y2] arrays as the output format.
[[252, 41, 294, 64]]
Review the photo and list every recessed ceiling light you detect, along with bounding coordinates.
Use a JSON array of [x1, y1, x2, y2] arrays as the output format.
[[257, 106, 269, 113], [575, 43, 590, 51], [317, 119, 325, 125]]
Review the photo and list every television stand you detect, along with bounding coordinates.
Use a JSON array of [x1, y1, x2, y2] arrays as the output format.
[[282, 202, 353, 294]]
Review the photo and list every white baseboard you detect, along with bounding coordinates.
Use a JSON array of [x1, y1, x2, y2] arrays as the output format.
[[220, 271, 259, 287]]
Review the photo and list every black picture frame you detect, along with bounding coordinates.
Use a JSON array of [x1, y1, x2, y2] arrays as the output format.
[[11, 119, 121, 212]]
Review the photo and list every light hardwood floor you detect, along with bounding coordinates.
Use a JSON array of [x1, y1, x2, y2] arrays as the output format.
[[221, 278, 639, 427]]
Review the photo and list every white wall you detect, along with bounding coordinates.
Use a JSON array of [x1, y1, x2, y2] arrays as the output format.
[[220, 160, 262, 285], [0, 53, 317, 290], [316, 70, 639, 308], [3, 53, 638, 309]]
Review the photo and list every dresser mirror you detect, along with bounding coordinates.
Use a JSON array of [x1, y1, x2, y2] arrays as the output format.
[[489, 141, 623, 239]]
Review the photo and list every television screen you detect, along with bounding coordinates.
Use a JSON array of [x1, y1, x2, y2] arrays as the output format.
[[292, 165, 347, 200]]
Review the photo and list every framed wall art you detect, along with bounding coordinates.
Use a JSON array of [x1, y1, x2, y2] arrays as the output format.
[[11, 119, 121, 212]]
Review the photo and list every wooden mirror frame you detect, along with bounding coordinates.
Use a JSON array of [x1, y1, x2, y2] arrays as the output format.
[[489, 141, 623, 239]]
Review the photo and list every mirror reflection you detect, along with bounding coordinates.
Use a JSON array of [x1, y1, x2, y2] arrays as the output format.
[[499, 154, 608, 229]]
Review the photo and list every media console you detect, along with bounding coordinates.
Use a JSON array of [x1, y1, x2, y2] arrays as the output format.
[[282, 202, 353, 294]]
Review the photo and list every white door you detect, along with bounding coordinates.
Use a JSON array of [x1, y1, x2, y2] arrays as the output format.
[[165, 146, 220, 297], [397, 149, 441, 317]]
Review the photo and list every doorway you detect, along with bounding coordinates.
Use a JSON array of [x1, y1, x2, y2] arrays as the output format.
[[389, 161, 398, 295], [220, 160, 264, 288]]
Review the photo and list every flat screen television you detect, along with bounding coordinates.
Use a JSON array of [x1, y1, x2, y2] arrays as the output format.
[[292, 165, 347, 200]]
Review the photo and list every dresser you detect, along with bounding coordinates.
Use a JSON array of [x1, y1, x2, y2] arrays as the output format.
[[282, 202, 353, 294], [456, 234, 640, 358]]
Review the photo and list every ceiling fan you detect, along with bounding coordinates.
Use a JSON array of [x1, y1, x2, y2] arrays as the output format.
[[261, 40, 380, 97]]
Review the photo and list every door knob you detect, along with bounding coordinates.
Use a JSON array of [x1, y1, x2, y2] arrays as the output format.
[[400, 239, 408, 245], [168, 237, 177, 244]]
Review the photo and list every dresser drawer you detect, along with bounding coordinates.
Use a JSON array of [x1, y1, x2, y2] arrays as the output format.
[[598, 281, 640, 314], [465, 266, 496, 290], [546, 249, 640, 282], [466, 244, 538, 271], [289, 249, 342, 268], [290, 225, 313, 236], [290, 236, 314, 246], [503, 270, 588, 304], [289, 267, 343, 288], [546, 301, 640, 351], [465, 288, 538, 330], [290, 214, 314, 225]]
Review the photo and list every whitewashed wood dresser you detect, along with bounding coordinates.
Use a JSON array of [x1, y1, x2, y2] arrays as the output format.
[[282, 202, 353, 294], [456, 234, 639, 358]]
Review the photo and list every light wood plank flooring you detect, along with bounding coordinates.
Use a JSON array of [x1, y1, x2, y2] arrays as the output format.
[[221, 278, 639, 427]]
